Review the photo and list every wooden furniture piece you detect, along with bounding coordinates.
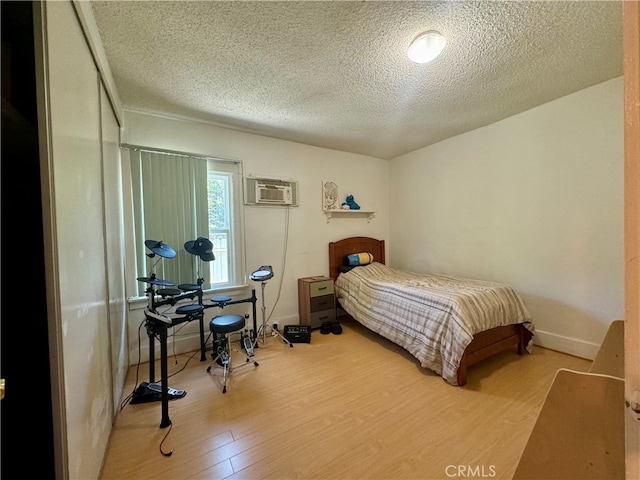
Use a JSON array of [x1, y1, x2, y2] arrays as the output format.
[[298, 276, 336, 329], [328, 236, 533, 386], [590, 319, 624, 378], [513, 320, 625, 480]]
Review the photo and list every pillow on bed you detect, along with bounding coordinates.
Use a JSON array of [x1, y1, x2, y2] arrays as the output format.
[[339, 265, 358, 273], [343, 252, 374, 266]]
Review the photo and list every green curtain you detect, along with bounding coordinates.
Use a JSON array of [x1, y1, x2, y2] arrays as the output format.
[[130, 149, 208, 295]]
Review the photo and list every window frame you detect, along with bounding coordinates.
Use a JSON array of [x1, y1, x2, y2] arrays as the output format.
[[127, 146, 246, 298]]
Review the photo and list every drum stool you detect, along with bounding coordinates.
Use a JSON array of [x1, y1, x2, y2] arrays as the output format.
[[207, 314, 259, 393]]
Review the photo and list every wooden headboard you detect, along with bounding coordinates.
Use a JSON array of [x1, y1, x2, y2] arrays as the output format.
[[328, 237, 386, 280]]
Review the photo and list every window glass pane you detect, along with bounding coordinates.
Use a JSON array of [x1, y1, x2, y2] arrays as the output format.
[[209, 233, 229, 284], [208, 172, 230, 284], [208, 174, 228, 230]]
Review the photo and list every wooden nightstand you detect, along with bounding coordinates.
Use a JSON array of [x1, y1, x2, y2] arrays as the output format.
[[298, 276, 336, 329]]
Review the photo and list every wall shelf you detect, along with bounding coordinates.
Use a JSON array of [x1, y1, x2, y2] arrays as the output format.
[[323, 209, 375, 223]]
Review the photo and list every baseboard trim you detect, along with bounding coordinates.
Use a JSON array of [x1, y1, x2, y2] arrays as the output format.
[[533, 329, 600, 360], [130, 313, 300, 364], [132, 332, 211, 365], [131, 323, 597, 364]]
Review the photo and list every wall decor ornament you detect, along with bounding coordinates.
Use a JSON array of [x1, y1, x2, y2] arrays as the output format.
[[323, 181, 339, 210]]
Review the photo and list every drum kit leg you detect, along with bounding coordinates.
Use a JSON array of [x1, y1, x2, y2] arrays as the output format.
[[134, 239, 208, 427]]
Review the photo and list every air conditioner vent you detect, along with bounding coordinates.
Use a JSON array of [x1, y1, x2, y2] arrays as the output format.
[[244, 177, 299, 206]]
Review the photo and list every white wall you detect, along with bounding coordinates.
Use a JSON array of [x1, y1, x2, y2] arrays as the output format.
[[389, 77, 624, 359], [122, 110, 389, 361]]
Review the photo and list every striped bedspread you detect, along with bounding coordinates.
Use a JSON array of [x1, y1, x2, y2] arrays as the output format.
[[334, 262, 534, 385]]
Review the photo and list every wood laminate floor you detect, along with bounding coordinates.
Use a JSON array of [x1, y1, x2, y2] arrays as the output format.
[[100, 318, 591, 480]]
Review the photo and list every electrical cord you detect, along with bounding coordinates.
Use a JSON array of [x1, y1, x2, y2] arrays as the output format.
[[119, 320, 146, 410], [120, 314, 207, 457], [159, 421, 173, 457], [266, 205, 290, 323], [120, 315, 204, 409]]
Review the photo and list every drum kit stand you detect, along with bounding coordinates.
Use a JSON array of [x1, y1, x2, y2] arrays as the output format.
[[135, 240, 198, 427], [134, 238, 291, 428], [249, 265, 292, 348]]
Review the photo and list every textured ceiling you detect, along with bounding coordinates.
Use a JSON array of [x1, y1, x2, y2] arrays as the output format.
[[90, 1, 623, 159]]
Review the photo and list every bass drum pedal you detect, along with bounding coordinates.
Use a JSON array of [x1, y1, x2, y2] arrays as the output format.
[[242, 333, 255, 356]]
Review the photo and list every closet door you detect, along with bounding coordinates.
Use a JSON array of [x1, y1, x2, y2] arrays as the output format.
[[40, 1, 111, 478], [100, 82, 127, 416]]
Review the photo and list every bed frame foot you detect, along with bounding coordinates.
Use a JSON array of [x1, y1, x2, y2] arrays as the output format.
[[518, 326, 533, 355], [457, 359, 468, 386]]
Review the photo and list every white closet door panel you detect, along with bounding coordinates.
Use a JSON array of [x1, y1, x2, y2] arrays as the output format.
[[45, 2, 111, 479]]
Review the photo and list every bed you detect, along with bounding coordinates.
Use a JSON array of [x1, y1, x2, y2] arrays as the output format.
[[329, 236, 535, 386]]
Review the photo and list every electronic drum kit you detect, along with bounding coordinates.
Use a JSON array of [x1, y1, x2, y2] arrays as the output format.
[[139, 239, 293, 346], [133, 237, 292, 427], [136, 240, 294, 351], [136, 237, 267, 356]]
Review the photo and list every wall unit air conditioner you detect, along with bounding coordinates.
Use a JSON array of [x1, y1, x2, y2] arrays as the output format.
[[244, 177, 299, 206]]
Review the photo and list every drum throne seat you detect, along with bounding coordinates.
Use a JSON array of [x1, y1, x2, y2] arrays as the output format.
[[207, 314, 258, 393]]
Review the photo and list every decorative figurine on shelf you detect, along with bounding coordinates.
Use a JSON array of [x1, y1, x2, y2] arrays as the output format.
[[341, 194, 361, 210], [341, 204, 350, 210]]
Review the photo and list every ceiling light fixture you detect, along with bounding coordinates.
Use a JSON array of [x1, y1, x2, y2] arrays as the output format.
[[408, 31, 446, 64]]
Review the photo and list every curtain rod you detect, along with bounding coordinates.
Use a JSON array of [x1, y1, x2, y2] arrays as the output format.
[[121, 143, 241, 165]]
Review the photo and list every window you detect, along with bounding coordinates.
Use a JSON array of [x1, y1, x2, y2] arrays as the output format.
[[129, 148, 245, 297]]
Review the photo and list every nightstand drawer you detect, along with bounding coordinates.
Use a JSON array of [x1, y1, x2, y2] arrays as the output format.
[[310, 280, 334, 297], [310, 309, 336, 328], [310, 294, 335, 312], [298, 276, 336, 329]]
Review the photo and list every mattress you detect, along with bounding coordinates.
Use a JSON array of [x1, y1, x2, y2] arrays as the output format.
[[334, 262, 535, 385]]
